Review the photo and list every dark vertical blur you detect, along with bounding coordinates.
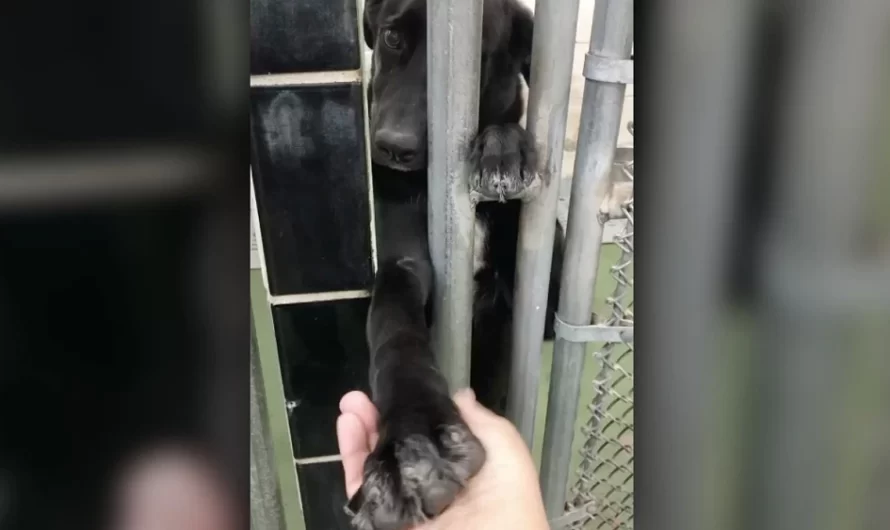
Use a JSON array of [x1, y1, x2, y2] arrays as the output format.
[[637, 1, 890, 530], [0, 1, 247, 530]]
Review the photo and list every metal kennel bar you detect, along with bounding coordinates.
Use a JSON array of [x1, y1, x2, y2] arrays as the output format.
[[426, 0, 484, 390], [539, 0, 634, 519], [745, 3, 889, 530], [507, 0, 583, 446]]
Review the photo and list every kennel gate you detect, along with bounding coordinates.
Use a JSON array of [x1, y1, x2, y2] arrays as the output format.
[[247, 0, 634, 526], [428, 0, 633, 528]]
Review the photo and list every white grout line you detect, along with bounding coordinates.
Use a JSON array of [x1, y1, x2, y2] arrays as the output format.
[[249, 171, 271, 293], [294, 455, 343, 465], [250, 70, 362, 87], [268, 289, 371, 305]]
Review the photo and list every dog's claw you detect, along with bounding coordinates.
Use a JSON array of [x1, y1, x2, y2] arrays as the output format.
[[469, 123, 540, 203]]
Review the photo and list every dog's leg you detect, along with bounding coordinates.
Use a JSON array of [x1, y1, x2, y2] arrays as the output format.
[[470, 295, 512, 414], [346, 255, 486, 530]]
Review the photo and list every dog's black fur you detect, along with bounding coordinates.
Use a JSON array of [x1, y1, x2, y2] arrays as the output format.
[[347, 0, 565, 528]]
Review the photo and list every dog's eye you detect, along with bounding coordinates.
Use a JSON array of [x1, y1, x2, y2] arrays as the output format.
[[382, 29, 403, 50]]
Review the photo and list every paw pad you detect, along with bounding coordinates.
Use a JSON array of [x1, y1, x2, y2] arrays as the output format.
[[345, 417, 485, 530]]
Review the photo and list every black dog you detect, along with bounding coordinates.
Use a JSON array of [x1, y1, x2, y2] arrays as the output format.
[[347, 0, 564, 528]]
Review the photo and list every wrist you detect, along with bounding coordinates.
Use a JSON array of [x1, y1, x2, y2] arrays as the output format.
[[440, 481, 549, 530]]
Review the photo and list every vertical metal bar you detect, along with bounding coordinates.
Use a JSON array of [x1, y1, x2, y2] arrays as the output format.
[[507, 0, 582, 446], [538, 0, 633, 517], [426, 0, 483, 390], [250, 315, 288, 530], [642, 0, 756, 527], [750, 2, 886, 530]]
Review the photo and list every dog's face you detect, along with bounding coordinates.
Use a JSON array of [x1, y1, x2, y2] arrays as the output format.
[[363, 0, 533, 172]]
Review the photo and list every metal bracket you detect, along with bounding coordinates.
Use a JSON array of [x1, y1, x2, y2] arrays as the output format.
[[583, 53, 634, 84], [554, 314, 634, 343]]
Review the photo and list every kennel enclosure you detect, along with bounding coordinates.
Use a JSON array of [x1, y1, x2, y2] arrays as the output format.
[[249, 0, 634, 528]]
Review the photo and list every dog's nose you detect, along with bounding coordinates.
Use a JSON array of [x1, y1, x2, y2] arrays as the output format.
[[374, 129, 420, 164]]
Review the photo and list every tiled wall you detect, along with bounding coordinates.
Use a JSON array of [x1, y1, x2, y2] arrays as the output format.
[[250, 0, 374, 527]]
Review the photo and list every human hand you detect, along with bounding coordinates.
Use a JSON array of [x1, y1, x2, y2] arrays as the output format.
[[337, 389, 550, 530]]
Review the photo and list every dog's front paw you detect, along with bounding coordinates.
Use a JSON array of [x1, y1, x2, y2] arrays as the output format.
[[469, 124, 540, 203], [345, 401, 486, 530]]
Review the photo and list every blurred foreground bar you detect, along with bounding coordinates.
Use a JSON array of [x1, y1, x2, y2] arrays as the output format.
[[746, 2, 890, 530], [0, 0, 247, 528], [642, 1, 890, 530]]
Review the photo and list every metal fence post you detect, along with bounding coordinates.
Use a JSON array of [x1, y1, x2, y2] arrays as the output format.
[[538, 0, 633, 517], [507, 0, 582, 446], [641, 0, 755, 527], [426, 0, 483, 390], [747, 3, 887, 530]]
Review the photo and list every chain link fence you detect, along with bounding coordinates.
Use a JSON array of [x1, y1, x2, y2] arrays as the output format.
[[567, 127, 633, 529], [547, 120, 633, 530]]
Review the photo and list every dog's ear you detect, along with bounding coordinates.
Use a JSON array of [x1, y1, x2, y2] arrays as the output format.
[[362, 0, 382, 49], [508, 3, 534, 83]]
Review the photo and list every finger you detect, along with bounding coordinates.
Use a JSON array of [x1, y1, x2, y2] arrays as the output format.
[[453, 388, 501, 427], [111, 447, 236, 530], [453, 387, 476, 405], [339, 390, 380, 448], [337, 413, 370, 498]]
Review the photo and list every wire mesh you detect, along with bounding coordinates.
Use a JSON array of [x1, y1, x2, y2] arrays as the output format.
[[561, 122, 634, 529]]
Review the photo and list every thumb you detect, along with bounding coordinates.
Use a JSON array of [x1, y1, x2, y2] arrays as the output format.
[[452, 388, 502, 430]]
